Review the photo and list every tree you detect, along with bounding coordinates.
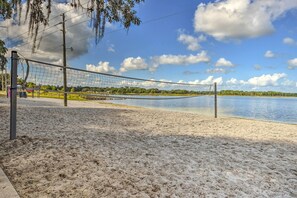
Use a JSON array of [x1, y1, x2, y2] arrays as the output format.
[[0, 0, 144, 50], [0, 40, 7, 70], [50, 85, 57, 91], [26, 82, 36, 88], [0, 73, 9, 90]]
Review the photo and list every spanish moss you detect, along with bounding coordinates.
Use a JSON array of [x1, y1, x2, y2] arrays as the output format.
[[0, 0, 144, 51]]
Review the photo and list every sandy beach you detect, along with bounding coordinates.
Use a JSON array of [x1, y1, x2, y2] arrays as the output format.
[[0, 97, 296, 197]]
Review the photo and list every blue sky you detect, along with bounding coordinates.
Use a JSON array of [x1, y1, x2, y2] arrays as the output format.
[[2, 0, 297, 92]]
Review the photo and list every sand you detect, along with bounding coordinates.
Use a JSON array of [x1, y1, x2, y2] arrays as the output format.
[[0, 97, 296, 197]]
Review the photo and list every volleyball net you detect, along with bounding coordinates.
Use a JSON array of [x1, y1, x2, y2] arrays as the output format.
[[16, 57, 215, 100]]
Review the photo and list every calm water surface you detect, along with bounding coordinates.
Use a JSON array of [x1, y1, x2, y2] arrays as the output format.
[[110, 96, 297, 124]]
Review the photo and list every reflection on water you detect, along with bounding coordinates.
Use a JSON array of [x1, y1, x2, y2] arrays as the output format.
[[110, 96, 297, 124]]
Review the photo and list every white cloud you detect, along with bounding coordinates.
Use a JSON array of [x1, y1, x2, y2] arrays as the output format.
[[215, 58, 234, 67], [226, 78, 247, 85], [1, 2, 93, 64], [189, 76, 223, 85], [178, 34, 199, 51], [120, 57, 148, 73], [177, 32, 206, 51], [194, 0, 297, 41], [247, 73, 287, 87], [226, 78, 238, 85], [283, 37, 296, 45], [202, 76, 223, 85], [86, 61, 117, 74], [226, 73, 287, 87], [264, 50, 275, 58], [153, 51, 210, 65], [288, 58, 297, 69], [151, 51, 210, 71]]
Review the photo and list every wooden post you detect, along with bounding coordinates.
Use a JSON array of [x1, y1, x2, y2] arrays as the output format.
[[62, 13, 67, 107], [214, 82, 217, 118], [10, 51, 18, 140]]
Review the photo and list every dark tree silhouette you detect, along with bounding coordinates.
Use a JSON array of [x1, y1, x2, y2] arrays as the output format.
[[0, 40, 7, 69]]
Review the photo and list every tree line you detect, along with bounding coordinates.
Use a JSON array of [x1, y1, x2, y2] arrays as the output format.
[[37, 85, 297, 97], [38, 85, 211, 95], [219, 90, 297, 97], [3, 78, 297, 97]]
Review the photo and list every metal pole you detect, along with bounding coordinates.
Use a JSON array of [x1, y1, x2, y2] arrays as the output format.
[[10, 51, 18, 140], [214, 82, 217, 118], [62, 13, 67, 107]]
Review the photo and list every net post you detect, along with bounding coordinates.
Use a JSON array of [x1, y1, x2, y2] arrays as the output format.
[[10, 51, 18, 140], [214, 82, 217, 118]]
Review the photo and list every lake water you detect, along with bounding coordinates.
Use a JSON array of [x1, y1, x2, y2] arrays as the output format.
[[110, 96, 297, 124]]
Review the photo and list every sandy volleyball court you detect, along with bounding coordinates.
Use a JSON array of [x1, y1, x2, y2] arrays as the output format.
[[0, 97, 296, 197]]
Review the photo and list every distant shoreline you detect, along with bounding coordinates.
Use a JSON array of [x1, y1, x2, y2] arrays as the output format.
[[2, 89, 297, 99], [218, 90, 297, 97], [217, 95, 297, 99]]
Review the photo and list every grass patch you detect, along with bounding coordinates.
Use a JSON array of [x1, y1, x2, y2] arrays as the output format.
[[27, 91, 87, 101]]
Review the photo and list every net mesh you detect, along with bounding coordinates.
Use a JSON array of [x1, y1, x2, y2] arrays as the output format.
[[17, 58, 214, 99]]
